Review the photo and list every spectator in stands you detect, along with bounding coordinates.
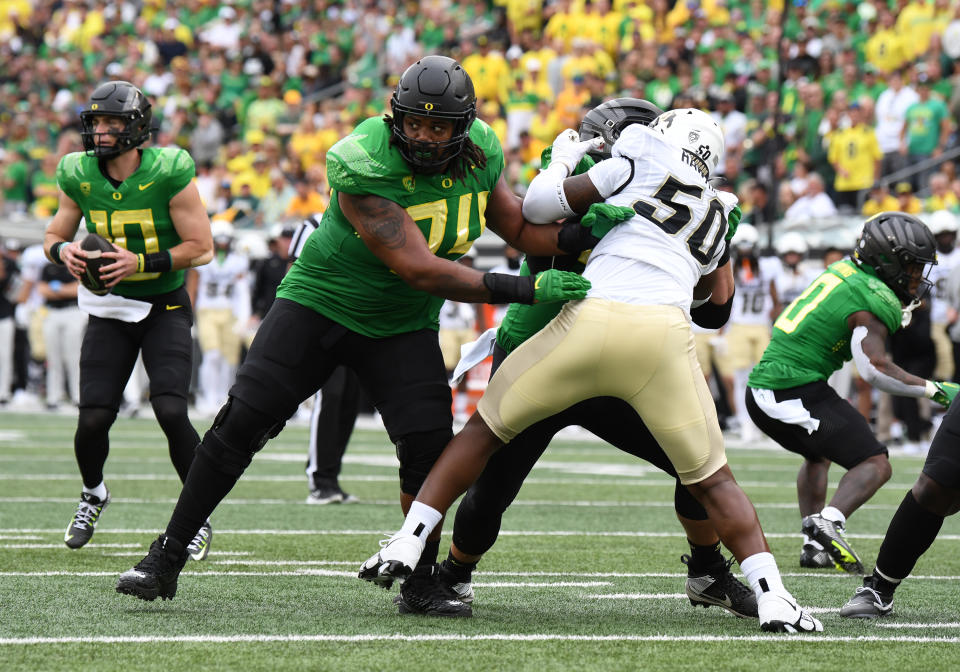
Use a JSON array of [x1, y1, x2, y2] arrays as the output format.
[[901, 73, 953, 189], [862, 183, 900, 217], [711, 91, 747, 174], [828, 101, 883, 212], [784, 174, 838, 221], [284, 177, 327, 220], [875, 68, 919, 178], [895, 181, 924, 214], [927, 172, 960, 213]]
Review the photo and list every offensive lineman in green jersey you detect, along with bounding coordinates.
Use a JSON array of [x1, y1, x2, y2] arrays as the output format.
[[118, 55, 592, 609], [43, 81, 214, 558], [746, 212, 960, 574]]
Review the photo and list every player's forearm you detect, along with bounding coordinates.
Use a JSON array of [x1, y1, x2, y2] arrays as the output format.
[[851, 326, 928, 397], [496, 219, 566, 257], [402, 263, 493, 303], [167, 241, 214, 270]]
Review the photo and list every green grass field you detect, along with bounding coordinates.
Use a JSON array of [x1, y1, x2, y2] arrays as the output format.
[[2, 410, 959, 671]]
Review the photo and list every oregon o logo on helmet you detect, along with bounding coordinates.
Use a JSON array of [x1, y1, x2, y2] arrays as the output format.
[[91, 104, 98, 110], [424, 102, 434, 110]]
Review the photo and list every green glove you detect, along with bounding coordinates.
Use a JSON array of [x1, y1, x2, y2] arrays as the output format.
[[541, 145, 596, 175], [930, 381, 960, 408], [533, 269, 591, 304], [725, 205, 742, 242], [580, 202, 637, 239]]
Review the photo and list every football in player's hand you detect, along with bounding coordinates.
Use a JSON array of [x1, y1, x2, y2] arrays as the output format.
[[80, 233, 115, 296]]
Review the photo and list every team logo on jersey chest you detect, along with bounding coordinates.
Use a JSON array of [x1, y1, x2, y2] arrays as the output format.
[[112, 192, 122, 200], [402, 176, 416, 192], [80, 182, 91, 196], [441, 177, 453, 189]]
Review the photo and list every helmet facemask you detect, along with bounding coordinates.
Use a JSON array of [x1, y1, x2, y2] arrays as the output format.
[[390, 100, 475, 173]]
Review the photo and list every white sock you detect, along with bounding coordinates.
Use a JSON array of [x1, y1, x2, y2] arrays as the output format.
[[83, 482, 108, 501], [400, 501, 442, 541], [740, 551, 786, 598], [821, 506, 846, 526]]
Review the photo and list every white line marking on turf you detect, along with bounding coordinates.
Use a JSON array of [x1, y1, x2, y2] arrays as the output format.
[[590, 593, 687, 599], [1, 634, 958, 645], [876, 623, 960, 629], [4, 528, 960, 541]]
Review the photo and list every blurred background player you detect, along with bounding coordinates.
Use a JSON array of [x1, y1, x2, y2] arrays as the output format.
[[43, 80, 214, 560], [439, 247, 486, 424], [194, 219, 250, 416], [37, 257, 84, 410]]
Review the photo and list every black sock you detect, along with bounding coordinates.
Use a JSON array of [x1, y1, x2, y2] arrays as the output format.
[[686, 540, 724, 573], [165, 449, 238, 546], [417, 538, 440, 569], [874, 490, 945, 589], [441, 551, 478, 583]]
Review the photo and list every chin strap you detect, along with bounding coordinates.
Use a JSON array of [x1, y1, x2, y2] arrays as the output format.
[[901, 299, 921, 328]]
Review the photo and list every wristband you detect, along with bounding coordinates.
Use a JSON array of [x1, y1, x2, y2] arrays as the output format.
[[482, 272, 535, 305], [141, 251, 173, 273], [50, 241, 66, 265]]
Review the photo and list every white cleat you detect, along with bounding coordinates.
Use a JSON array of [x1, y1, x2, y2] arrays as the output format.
[[759, 591, 823, 633], [358, 532, 425, 590]]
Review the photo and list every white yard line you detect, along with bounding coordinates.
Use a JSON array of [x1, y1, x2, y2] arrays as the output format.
[[1, 633, 958, 645]]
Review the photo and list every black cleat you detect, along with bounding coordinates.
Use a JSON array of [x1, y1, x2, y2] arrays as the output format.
[[682, 554, 758, 619], [64, 489, 110, 549], [800, 542, 835, 569], [397, 564, 473, 617], [840, 576, 894, 619], [116, 535, 188, 601], [802, 514, 864, 574]]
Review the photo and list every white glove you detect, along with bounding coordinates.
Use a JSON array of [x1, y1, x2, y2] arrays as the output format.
[[758, 591, 823, 633], [550, 128, 604, 176]]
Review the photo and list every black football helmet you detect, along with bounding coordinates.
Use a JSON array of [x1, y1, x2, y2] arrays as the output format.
[[578, 98, 663, 161], [854, 211, 937, 305], [390, 56, 477, 172], [80, 81, 153, 159]]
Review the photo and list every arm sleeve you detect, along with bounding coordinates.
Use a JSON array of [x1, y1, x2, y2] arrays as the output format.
[[521, 163, 577, 223], [850, 325, 927, 397]]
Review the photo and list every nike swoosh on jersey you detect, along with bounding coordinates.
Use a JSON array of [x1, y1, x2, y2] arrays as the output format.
[[139, 181, 155, 191], [534, 274, 542, 290], [166, 305, 182, 310]]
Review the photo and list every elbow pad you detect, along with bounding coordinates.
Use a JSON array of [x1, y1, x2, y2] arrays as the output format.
[[690, 291, 734, 329], [522, 163, 576, 223]]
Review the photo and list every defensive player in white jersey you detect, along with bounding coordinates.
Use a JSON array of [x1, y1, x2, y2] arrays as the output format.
[[359, 109, 823, 634], [194, 220, 250, 414], [926, 211, 960, 382]]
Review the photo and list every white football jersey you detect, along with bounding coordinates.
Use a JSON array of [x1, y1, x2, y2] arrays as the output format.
[[583, 124, 736, 314], [930, 246, 960, 323], [773, 263, 821, 310], [729, 254, 779, 326], [195, 252, 250, 311]]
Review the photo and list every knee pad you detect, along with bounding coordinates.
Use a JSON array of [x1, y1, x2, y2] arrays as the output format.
[[197, 397, 286, 478], [76, 407, 117, 441], [395, 428, 452, 495]]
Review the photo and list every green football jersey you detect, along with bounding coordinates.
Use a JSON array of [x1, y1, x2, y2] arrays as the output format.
[[57, 147, 195, 298], [278, 116, 504, 338], [748, 259, 903, 389]]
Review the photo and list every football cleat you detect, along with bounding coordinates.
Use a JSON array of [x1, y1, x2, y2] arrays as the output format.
[[682, 554, 758, 618], [358, 532, 425, 589], [116, 535, 189, 601], [64, 489, 111, 549], [186, 520, 212, 562], [799, 542, 835, 569], [438, 560, 475, 604], [758, 590, 823, 633], [801, 514, 864, 574], [840, 577, 894, 619], [306, 483, 357, 505], [396, 564, 473, 617]]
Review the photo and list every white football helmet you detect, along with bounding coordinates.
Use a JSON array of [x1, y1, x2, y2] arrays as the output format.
[[776, 231, 809, 256], [649, 108, 725, 177], [211, 219, 235, 248], [927, 210, 958, 235], [734, 222, 759, 251]]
